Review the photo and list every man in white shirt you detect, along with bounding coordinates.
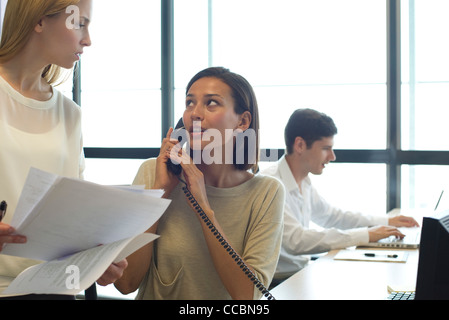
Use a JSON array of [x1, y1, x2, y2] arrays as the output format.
[[263, 108, 419, 285]]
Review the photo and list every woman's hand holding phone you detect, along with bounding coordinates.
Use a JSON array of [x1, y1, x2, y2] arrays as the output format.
[[154, 128, 182, 196]]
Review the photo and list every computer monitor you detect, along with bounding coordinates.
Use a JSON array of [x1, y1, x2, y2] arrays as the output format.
[[415, 210, 449, 300]]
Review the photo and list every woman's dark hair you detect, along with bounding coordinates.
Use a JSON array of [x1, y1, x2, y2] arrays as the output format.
[[284, 108, 338, 154], [186, 67, 260, 173]]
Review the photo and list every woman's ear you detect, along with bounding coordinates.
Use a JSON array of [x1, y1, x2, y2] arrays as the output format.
[[34, 18, 44, 33], [237, 111, 252, 132]]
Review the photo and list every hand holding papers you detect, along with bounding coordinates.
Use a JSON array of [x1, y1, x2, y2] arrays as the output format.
[[1, 167, 170, 296], [4, 233, 158, 296]]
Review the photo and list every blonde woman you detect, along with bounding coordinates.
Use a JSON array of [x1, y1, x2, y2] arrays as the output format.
[[115, 67, 285, 300], [0, 0, 127, 299]]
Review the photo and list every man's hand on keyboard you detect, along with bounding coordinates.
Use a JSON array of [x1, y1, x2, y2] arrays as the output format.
[[368, 226, 405, 242], [388, 215, 420, 228]]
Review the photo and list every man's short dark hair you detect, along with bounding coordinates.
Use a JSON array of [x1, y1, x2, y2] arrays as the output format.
[[284, 108, 338, 154]]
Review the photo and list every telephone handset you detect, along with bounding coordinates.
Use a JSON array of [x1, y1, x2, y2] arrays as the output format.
[[165, 127, 276, 300], [166, 156, 183, 176], [166, 126, 186, 176]]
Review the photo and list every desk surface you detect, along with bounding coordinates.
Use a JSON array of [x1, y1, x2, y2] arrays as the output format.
[[270, 248, 419, 300]]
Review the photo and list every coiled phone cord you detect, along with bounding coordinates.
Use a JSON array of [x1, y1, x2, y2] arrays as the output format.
[[178, 177, 276, 300]]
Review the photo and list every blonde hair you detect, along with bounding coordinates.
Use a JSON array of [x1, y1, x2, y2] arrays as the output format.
[[0, 0, 80, 85]]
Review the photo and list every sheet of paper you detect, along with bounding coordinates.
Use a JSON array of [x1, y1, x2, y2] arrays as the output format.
[[3, 233, 158, 296], [334, 249, 408, 263], [114, 185, 164, 198], [2, 167, 171, 261], [10, 167, 59, 228]]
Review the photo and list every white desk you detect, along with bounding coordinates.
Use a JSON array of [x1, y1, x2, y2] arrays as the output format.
[[270, 248, 419, 300]]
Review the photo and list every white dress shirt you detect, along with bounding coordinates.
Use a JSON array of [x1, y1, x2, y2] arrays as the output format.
[[263, 156, 388, 279]]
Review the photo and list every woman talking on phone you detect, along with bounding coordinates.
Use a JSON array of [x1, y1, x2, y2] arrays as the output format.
[[115, 67, 285, 300]]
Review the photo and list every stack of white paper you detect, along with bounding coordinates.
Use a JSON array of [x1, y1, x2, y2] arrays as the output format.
[[2, 167, 170, 296]]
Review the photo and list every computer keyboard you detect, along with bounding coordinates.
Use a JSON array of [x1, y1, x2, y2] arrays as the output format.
[[387, 291, 415, 300]]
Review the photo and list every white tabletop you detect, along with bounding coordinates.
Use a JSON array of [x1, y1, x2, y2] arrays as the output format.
[[270, 247, 419, 300]]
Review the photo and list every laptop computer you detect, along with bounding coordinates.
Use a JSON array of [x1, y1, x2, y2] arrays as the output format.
[[361, 226, 421, 249], [360, 190, 444, 249]]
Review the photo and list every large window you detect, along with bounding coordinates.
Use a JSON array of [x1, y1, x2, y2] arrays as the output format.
[[402, 165, 449, 210], [401, 0, 449, 151], [80, 0, 161, 185], [400, 0, 449, 212], [174, 0, 387, 150]]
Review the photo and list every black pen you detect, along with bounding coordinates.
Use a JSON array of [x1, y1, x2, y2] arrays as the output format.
[[364, 253, 398, 258], [0, 201, 7, 222]]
